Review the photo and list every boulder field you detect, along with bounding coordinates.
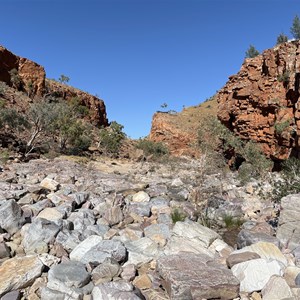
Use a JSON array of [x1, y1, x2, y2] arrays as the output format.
[[0, 156, 299, 299]]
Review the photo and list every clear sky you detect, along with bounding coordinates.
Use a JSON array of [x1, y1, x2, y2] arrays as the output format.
[[0, 0, 299, 138]]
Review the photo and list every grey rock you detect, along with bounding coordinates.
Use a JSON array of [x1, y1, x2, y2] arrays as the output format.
[[121, 264, 137, 281], [237, 229, 280, 249], [276, 194, 300, 250], [48, 261, 90, 288], [26, 199, 54, 216], [55, 230, 82, 252], [0, 242, 11, 259], [92, 281, 142, 300], [124, 237, 159, 266], [1, 290, 21, 300], [40, 287, 66, 300], [0, 199, 25, 234], [71, 192, 89, 206], [157, 252, 239, 300], [47, 261, 92, 300], [22, 218, 62, 254], [91, 257, 120, 283], [104, 206, 124, 226], [127, 202, 151, 217], [71, 237, 126, 264]]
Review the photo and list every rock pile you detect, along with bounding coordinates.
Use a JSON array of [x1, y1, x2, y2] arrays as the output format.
[[0, 156, 299, 299]]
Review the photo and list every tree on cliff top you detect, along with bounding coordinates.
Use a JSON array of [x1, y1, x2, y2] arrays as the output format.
[[245, 45, 260, 58], [291, 15, 300, 40], [276, 33, 288, 45]]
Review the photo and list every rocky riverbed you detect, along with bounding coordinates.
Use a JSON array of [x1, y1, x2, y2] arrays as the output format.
[[0, 156, 299, 299]]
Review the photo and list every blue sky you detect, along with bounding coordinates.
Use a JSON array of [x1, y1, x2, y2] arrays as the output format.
[[0, 0, 299, 138]]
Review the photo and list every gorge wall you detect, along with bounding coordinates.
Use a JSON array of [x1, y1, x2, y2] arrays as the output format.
[[217, 40, 300, 161], [0, 46, 108, 127]]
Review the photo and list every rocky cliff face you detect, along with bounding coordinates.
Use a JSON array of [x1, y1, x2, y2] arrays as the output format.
[[0, 46, 45, 96], [217, 41, 300, 161], [0, 46, 108, 127], [149, 99, 218, 156], [46, 80, 108, 127]]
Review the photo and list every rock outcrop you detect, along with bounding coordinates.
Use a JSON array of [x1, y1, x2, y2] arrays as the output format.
[[0, 45, 108, 127], [149, 98, 218, 156], [46, 79, 108, 127], [217, 40, 300, 161], [0, 46, 45, 96]]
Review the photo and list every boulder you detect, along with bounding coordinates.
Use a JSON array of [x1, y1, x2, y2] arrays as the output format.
[[157, 252, 239, 299], [261, 275, 294, 300], [0, 255, 44, 297], [231, 258, 284, 293], [0, 199, 25, 234]]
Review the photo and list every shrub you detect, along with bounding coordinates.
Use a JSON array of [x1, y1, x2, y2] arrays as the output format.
[[277, 71, 290, 83], [0, 82, 7, 95], [245, 45, 260, 58], [136, 139, 169, 158], [171, 209, 186, 223], [8, 69, 21, 89], [223, 214, 244, 228], [275, 120, 290, 135], [276, 33, 288, 45], [98, 121, 126, 156], [198, 116, 272, 182]]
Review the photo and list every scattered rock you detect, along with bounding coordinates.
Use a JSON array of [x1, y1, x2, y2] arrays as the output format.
[[0, 255, 44, 297]]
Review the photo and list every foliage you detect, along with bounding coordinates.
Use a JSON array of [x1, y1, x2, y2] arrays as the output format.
[[8, 69, 21, 89], [0, 82, 7, 95], [271, 157, 300, 203], [198, 116, 272, 182], [136, 139, 169, 158], [223, 214, 244, 228], [291, 15, 300, 40], [245, 45, 260, 58], [0, 108, 29, 131], [160, 102, 168, 109], [98, 121, 126, 156], [171, 208, 186, 223], [58, 74, 70, 84], [0, 149, 10, 164], [276, 33, 288, 45], [277, 71, 290, 84], [275, 119, 290, 135]]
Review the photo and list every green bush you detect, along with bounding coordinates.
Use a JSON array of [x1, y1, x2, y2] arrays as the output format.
[[223, 214, 244, 228], [272, 157, 300, 203], [0, 82, 7, 95], [276, 33, 288, 45], [198, 116, 272, 182], [277, 71, 290, 83], [245, 45, 260, 58], [98, 121, 126, 156], [136, 139, 168, 158], [275, 120, 290, 135], [171, 209, 186, 223]]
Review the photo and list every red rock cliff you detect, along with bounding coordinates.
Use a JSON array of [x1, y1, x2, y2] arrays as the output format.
[[0, 46, 108, 127], [0, 46, 45, 96], [217, 41, 300, 161]]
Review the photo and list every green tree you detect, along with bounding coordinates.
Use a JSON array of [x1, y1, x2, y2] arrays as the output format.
[[291, 15, 300, 39], [50, 100, 90, 152], [8, 69, 21, 89], [276, 33, 288, 45], [58, 74, 70, 85], [98, 121, 126, 156], [245, 45, 260, 58]]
